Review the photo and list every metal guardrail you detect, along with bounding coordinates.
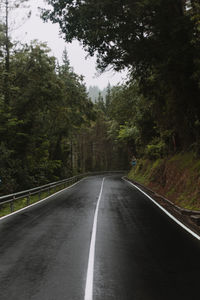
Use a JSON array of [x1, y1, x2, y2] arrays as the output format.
[[0, 171, 127, 215]]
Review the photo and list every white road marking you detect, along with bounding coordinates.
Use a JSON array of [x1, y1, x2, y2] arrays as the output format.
[[84, 177, 105, 300], [0, 178, 85, 222], [123, 178, 200, 241]]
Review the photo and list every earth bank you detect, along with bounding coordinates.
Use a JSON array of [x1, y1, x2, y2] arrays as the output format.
[[128, 152, 200, 211]]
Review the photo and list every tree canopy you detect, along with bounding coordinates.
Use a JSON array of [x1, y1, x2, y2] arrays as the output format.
[[0, 35, 97, 194], [43, 0, 200, 151], [42, 1, 193, 71], [0, 1, 200, 195]]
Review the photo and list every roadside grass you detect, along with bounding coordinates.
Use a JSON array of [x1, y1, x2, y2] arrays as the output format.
[[0, 182, 71, 218], [176, 194, 199, 210], [128, 152, 200, 211], [169, 152, 200, 173], [128, 158, 163, 186], [128, 170, 149, 186], [166, 187, 176, 198]]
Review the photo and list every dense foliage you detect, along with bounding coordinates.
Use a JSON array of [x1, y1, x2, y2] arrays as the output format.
[[0, 37, 128, 195], [0, 38, 94, 194], [43, 0, 200, 153], [1, 1, 200, 195]]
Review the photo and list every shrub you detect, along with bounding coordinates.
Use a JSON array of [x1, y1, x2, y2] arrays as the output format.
[[145, 138, 167, 160]]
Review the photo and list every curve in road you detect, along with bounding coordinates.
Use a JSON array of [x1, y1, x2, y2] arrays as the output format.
[[0, 175, 200, 300]]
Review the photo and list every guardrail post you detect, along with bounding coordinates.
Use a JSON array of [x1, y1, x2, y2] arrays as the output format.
[[10, 196, 15, 213], [27, 193, 30, 206], [38, 189, 41, 201]]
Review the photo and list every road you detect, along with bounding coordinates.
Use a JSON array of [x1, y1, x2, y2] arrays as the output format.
[[0, 175, 200, 300]]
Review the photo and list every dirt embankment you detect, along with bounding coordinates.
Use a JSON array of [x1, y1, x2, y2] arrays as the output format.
[[128, 153, 200, 211]]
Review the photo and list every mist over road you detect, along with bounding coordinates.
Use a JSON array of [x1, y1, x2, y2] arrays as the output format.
[[0, 175, 200, 300]]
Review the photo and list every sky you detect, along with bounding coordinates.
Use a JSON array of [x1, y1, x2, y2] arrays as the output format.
[[12, 0, 127, 90]]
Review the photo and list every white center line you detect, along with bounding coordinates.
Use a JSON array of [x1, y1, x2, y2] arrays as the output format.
[[84, 177, 105, 300]]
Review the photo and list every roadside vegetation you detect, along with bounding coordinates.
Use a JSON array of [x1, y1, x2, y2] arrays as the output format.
[[0, 180, 76, 217], [128, 153, 200, 210]]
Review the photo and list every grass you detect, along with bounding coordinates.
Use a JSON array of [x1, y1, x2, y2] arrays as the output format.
[[128, 158, 162, 184], [0, 182, 73, 218], [152, 158, 162, 170], [166, 187, 176, 198], [127, 152, 200, 211], [169, 152, 198, 171], [176, 194, 199, 210], [128, 161, 150, 185]]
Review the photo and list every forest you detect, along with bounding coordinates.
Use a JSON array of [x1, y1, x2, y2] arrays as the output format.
[[0, 0, 200, 195]]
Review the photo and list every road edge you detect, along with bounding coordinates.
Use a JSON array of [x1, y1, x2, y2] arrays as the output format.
[[0, 178, 85, 222], [123, 177, 200, 241]]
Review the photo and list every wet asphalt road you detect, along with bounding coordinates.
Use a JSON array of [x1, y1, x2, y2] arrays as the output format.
[[0, 175, 200, 300]]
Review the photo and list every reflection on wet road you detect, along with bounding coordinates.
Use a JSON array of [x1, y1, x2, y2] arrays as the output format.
[[0, 175, 200, 300]]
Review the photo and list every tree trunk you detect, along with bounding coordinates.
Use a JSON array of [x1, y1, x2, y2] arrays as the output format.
[[4, 0, 10, 105]]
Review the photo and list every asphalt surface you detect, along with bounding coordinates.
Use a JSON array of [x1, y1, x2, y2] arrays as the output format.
[[0, 175, 200, 300]]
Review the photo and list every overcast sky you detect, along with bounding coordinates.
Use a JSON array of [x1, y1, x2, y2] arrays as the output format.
[[12, 0, 127, 89]]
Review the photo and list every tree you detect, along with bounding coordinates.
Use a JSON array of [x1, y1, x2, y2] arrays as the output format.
[[0, 0, 31, 105], [0, 40, 96, 194], [42, 1, 189, 71], [105, 83, 111, 115], [42, 0, 200, 150]]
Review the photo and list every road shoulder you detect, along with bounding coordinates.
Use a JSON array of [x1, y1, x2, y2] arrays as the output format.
[[123, 177, 200, 239]]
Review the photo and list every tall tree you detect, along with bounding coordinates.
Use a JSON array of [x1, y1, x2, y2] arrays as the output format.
[[42, 0, 200, 149], [42, 0, 189, 72], [0, 0, 31, 105]]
